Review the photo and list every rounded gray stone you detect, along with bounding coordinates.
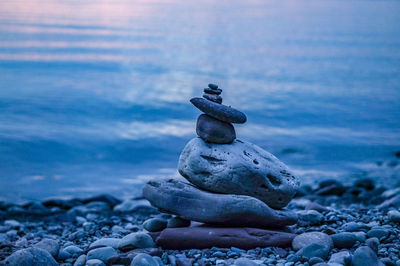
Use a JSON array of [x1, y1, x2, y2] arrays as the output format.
[[366, 237, 379, 253], [367, 228, 389, 240], [296, 243, 330, 260], [292, 232, 333, 251], [57, 249, 71, 259], [143, 218, 167, 232], [87, 246, 117, 262], [33, 238, 59, 257], [178, 137, 300, 209], [167, 217, 191, 228], [118, 232, 155, 251], [234, 257, 258, 266], [331, 232, 358, 249], [196, 114, 236, 144], [89, 238, 120, 249], [63, 245, 83, 257], [130, 253, 158, 266], [143, 178, 297, 228], [309, 257, 324, 265], [328, 251, 351, 265], [86, 259, 106, 266], [388, 210, 400, 222], [73, 254, 87, 266], [352, 246, 384, 266], [353, 232, 366, 243], [190, 97, 247, 124], [297, 210, 324, 225], [4, 247, 58, 266]]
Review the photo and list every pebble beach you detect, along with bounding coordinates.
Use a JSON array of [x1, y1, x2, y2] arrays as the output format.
[[1, 165, 400, 266]]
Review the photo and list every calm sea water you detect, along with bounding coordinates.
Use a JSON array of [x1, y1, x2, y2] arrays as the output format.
[[1, 0, 399, 201]]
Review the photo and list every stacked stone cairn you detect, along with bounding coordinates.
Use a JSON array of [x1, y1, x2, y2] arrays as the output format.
[[143, 84, 301, 250]]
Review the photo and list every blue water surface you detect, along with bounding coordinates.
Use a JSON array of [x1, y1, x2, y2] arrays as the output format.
[[0, 0, 399, 201]]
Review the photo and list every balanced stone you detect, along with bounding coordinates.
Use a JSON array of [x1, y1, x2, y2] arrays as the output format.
[[178, 138, 299, 209], [196, 114, 236, 144], [190, 97, 247, 124], [142, 179, 297, 228], [203, 93, 222, 104], [150, 226, 296, 250], [204, 88, 222, 95], [208, 83, 218, 89]]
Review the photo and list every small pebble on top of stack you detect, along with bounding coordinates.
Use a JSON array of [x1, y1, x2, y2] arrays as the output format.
[[142, 84, 300, 250], [203, 83, 223, 103]]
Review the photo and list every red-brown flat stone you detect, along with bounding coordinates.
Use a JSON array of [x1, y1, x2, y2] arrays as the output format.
[[153, 227, 296, 250]]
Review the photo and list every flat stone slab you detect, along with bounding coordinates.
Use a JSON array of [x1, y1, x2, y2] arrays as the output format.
[[190, 97, 247, 124], [178, 137, 300, 209], [150, 226, 296, 250], [142, 179, 297, 228]]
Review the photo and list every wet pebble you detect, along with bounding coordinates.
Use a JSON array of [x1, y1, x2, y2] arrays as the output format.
[[130, 253, 160, 266], [73, 254, 86, 266], [33, 238, 60, 257], [58, 249, 71, 260], [167, 217, 191, 228], [118, 232, 155, 251], [366, 237, 380, 253], [4, 247, 58, 266], [331, 232, 358, 249], [85, 259, 106, 266], [352, 246, 383, 266], [292, 232, 333, 251], [89, 238, 120, 249], [63, 245, 83, 257], [296, 243, 330, 260], [388, 210, 400, 223], [328, 250, 351, 265], [297, 210, 324, 225], [143, 218, 168, 232], [234, 257, 258, 266], [367, 228, 389, 240], [87, 246, 117, 262]]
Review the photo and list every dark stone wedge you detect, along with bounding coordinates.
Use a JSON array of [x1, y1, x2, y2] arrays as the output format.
[[204, 88, 222, 95], [203, 93, 222, 104], [190, 97, 247, 124]]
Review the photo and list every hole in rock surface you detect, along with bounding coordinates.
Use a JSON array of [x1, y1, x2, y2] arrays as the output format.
[[267, 174, 282, 186]]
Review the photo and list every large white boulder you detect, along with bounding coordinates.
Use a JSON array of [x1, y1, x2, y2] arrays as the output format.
[[178, 137, 300, 209]]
